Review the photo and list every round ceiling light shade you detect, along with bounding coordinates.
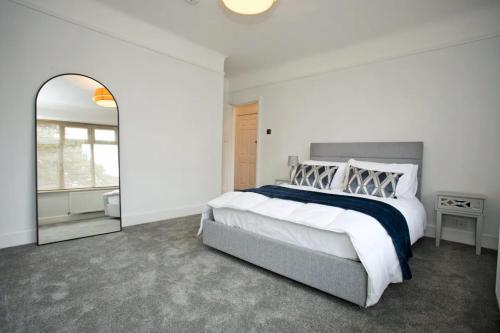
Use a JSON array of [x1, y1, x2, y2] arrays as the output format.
[[222, 0, 276, 15], [92, 87, 116, 108]]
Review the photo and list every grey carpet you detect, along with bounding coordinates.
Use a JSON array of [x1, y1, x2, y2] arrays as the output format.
[[0, 215, 498, 332]]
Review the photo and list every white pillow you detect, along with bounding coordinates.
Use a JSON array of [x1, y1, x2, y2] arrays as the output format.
[[301, 160, 347, 190], [344, 159, 418, 198]]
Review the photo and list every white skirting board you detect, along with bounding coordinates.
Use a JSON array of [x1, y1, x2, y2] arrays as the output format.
[[0, 204, 205, 249], [122, 204, 205, 227], [0, 229, 37, 249], [1, 212, 496, 250], [425, 224, 498, 250]]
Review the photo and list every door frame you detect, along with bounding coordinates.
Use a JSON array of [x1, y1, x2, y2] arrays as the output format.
[[227, 99, 261, 191]]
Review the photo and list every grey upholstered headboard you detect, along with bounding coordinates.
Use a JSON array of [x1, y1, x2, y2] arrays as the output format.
[[310, 142, 423, 198]]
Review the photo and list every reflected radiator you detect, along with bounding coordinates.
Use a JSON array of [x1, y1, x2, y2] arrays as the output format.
[[69, 190, 107, 214]]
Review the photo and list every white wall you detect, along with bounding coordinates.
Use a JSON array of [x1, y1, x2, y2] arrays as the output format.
[[227, 36, 500, 249], [12, 0, 225, 73], [0, 0, 225, 248], [227, 4, 500, 92], [221, 104, 235, 192]]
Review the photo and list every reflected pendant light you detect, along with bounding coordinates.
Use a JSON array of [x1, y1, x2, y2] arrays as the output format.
[[222, 0, 276, 15], [92, 87, 116, 108]]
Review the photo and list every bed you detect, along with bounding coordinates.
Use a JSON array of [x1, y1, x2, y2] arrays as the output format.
[[200, 142, 424, 307]]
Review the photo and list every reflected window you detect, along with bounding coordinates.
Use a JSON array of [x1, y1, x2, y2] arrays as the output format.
[[37, 122, 61, 190], [95, 129, 116, 142], [36, 121, 119, 190], [65, 127, 88, 140], [94, 144, 119, 187], [64, 142, 92, 188]]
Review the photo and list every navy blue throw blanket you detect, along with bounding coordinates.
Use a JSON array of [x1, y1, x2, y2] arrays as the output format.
[[242, 185, 413, 280]]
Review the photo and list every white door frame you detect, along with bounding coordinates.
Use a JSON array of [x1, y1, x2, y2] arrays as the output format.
[[224, 98, 262, 191]]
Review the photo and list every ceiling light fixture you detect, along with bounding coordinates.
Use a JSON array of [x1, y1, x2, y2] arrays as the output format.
[[92, 87, 116, 108], [222, 0, 276, 15]]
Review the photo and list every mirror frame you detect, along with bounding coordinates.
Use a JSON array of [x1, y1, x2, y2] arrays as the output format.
[[35, 73, 122, 246]]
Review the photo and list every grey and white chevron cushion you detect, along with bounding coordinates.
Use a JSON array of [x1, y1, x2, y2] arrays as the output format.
[[292, 164, 338, 190], [344, 166, 402, 198]]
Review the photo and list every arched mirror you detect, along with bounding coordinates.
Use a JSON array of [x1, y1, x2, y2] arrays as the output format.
[[36, 74, 121, 245]]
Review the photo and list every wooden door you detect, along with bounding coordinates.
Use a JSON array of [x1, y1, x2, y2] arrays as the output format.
[[234, 106, 258, 190]]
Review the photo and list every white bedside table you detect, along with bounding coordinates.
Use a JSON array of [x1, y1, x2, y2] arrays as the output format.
[[435, 191, 486, 255], [275, 178, 290, 185]]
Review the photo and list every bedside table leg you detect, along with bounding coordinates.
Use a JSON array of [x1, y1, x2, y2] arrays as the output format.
[[436, 211, 442, 247], [476, 216, 484, 255]]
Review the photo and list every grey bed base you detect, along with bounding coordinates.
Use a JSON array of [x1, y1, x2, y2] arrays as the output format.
[[203, 142, 423, 307], [203, 219, 368, 306]]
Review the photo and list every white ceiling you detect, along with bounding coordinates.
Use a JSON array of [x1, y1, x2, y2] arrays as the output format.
[[37, 75, 118, 125], [92, 0, 499, 76]]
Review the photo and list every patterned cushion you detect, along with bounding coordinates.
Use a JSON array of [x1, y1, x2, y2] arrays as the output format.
[[344, 166, 402, 198], [292, 164, 338, 190]]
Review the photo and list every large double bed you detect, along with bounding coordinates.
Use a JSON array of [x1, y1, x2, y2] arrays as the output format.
[[199, 142, 425, 307]]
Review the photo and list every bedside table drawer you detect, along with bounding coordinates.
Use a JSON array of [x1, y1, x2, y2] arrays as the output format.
[[437, 195, 483, 213]]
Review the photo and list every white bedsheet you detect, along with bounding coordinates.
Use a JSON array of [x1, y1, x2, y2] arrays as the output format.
[[199, 185, 426, 306], [213, 207, 359, 261]]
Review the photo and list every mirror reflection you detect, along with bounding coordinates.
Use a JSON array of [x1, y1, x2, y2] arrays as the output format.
[[36, 74, 121, 245]]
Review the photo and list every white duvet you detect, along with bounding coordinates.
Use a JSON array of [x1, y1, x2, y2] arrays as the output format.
[[199, 184, 426, 307]]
